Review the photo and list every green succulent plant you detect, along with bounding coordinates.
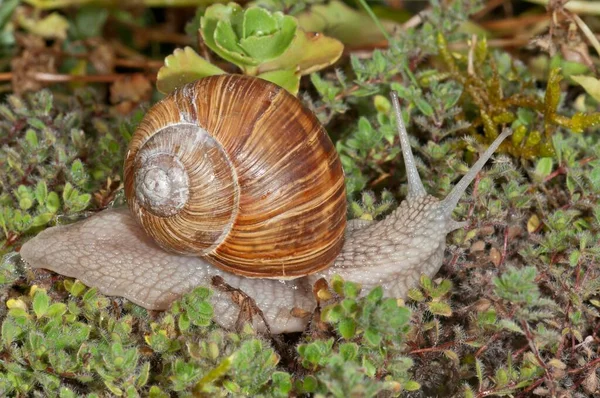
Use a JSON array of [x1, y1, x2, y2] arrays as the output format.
[[202, 4, 297, 69], [157, 2, 344, 95]]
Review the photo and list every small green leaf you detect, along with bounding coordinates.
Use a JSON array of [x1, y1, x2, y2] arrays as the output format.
[[17, 11, 69, 40], [214, 20, 253, 66], [338, 318, 356, 339], [70, 159, 88, 186], [2, 318, 23, 347], [302, 375, 318, 392], [295, 1, 397, 47], [343, 281, 361, 299], [258, 69, 300, 95], [34, 180, 48, 205], [16, 185, 34, 210], [339, 342, 358, 361], [475, 358, 484, 386], [414, 97, 434, 117], [243, 8, 277, 38], [534, 157, 553, 180], [59, 387, 77, 398], [404, 380, 421, 391], [32, 290, 50, 318], [32, 213, 53, 227], [19, 197, 33, 210], [366, 286, 383, 302], [148, 385, 169, 398], [73, 7, 109, 39], [364, 328, 382, 346], [136, 362, 151, 388], [46, 303, 67, 318], [571, 75, 600, 102], [46, 192, 60, 213], [156, 47, 225, 94], [498, 319, 524, 334], [271, 371, 292, 395], [407, 288, 425, 302], [428, 301, 452, 317], [238, 11, 297, 62], [24, 129, 38, 148], [258, 27, 343, 76]]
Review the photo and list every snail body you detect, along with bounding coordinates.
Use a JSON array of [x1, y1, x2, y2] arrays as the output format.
[[20, 75, 511, 334]]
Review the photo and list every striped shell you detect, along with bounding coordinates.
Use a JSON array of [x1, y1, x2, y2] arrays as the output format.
[[124, 75, 347, 279]]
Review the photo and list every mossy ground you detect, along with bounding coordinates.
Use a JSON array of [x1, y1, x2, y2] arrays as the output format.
[[2, 0, 600, 397]]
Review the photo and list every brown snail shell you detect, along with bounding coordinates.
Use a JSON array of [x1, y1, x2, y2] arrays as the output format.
[[123, 74, 347, 279]]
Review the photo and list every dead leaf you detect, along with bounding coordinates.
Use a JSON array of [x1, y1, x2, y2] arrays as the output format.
[[11, 34, 59, 95], [110, 73, 152, 114]]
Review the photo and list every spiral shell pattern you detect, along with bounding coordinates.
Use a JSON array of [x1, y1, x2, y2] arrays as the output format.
[[124, 75, 346, 279]]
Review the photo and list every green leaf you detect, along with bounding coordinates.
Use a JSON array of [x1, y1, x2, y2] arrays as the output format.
[[343, 281, 361, 299], [156, 47, 225, 94], [534, 157, 553, 180], [407, 288, 425, 302], [65, 279, 87, 297], [73, 7, 109, 39], [475, 358, 484, 386], [202, 3, 301, 72], [46, 303, 67, 318], [571, 75, 600, 102], [17, 11, 69, 40], [414, 97, 434, 117], [15, 185, 34, 210], [180, 287, 214, 327], [32, 290, 50, 318], [62, 182, 90, 212], [498, 319, 524, 334], [404, 380, 421, 391], [136, 362, 150, 388], [366, 286, 383, 302], [24, 129, 38, 148], [430, 279, 452, 298], [271, 371, 292, 396], [70, 159, 88, 186], [2, 318, 23, 347], [239, 11, 297, 62], [34, 180, 48, 205], [59, 387, 77, 398], [214, 20, 251, 65], [243, 8, 277, 38], [428, 301, 452, 317], [258, 27, 343, 76], [46, 192, 60, 213], [364, 328, 382, 346], [338, 318, 356, 339], [32, 212, 54, 227], [0, 0, 18, 29], [201, 3, 245, 65], [295, 0, 398, 47], [258, 69, 300, 95], [339, 342, 358, 361]]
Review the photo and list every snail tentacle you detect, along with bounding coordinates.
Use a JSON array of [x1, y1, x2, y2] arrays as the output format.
[[439, 128, 512, 217], [391, 91, 426, 200]]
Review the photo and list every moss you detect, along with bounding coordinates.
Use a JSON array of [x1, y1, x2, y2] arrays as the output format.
[[0, 89, 140, 257]]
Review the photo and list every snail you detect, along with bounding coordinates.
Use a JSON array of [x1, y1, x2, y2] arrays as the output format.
[[19, 74, 511, 334]]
